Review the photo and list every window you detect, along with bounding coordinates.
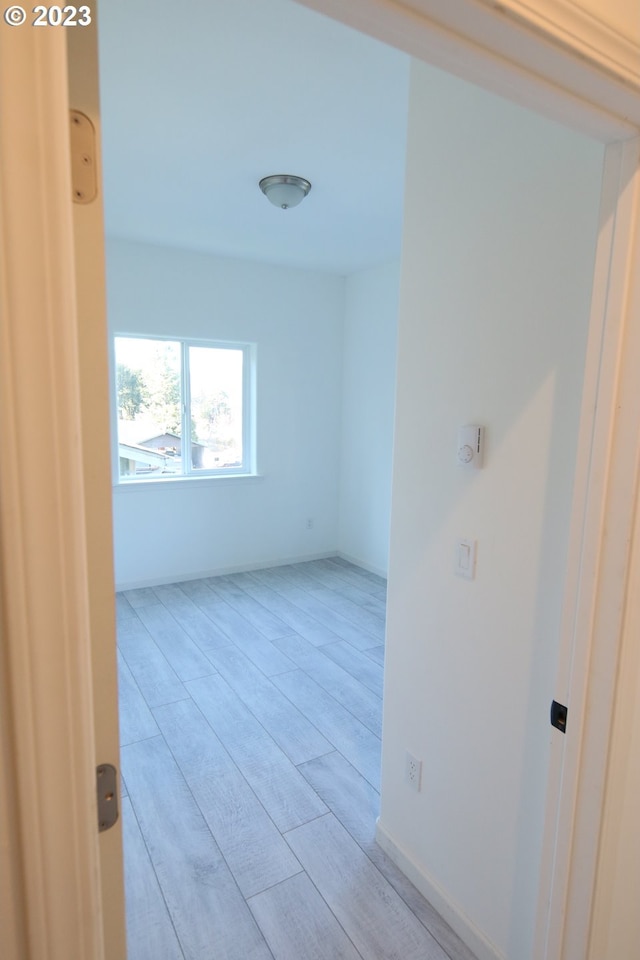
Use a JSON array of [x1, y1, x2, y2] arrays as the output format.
[[114, 335, 254, 481]]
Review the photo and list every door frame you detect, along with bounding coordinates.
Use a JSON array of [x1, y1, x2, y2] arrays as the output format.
[[532, 133, 640, 960], [0, 25, 106, 960], [1, 3, 638, 959]]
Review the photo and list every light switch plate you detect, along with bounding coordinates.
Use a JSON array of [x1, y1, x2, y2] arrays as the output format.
[[455, 538, 477, 579]]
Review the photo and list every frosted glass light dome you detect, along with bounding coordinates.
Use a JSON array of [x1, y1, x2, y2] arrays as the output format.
[[259, 175, 312, 209]]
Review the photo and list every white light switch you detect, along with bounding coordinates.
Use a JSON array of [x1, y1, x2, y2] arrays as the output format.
[[455, 538, 477, 579]]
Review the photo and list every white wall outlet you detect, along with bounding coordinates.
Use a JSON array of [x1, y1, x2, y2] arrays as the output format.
[[305, 517, 314, 530], [405, 751, 422, 792]]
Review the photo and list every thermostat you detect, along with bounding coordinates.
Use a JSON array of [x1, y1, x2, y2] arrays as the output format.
[[457, 425, 484, 468]]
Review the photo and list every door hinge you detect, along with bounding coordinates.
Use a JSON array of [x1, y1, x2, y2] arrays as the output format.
[[70, 110, 97, 204], [96, 763, 119, 832], [550, 700, 568, 733]]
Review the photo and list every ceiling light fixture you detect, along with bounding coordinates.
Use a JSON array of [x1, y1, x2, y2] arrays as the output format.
[[259, 174, 312, 210]]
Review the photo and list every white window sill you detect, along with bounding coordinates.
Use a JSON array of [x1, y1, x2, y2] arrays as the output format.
[[113, 473, 264, 493]]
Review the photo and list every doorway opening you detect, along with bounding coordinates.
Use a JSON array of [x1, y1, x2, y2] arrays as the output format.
[[97, 7, 616, 960], [100, 1, 411, 957], [3, 2, 636, 959]]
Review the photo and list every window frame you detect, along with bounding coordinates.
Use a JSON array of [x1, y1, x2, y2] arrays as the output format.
[[112, 332, 256, 484]]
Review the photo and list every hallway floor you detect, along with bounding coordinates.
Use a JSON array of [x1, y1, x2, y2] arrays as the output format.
[[117, 557, 477, 960]]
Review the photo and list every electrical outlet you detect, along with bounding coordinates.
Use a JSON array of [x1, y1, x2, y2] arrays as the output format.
[[405, 751, 422, 792], [305, 518, 314, 530]]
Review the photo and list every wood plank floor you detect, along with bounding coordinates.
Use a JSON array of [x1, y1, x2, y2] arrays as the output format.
[[117, 557, 477, 960]]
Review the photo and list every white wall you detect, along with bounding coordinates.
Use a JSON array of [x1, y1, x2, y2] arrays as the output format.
[[338, 260, 400, 575], [107, 239, 345, 588], [377, 60, 604, 960]]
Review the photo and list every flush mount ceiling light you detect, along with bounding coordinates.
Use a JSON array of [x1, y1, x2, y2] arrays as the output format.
[[259, 174, 312, 210]]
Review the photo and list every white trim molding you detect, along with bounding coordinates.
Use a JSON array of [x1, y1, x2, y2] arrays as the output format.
[[66, 11, 127, 958], [114, 551, 338, 592], [0, 26, 104, 960], [295, 0, 640, 137], [587, 432, 640, 958], [489, 0, 640, 87], [549, 134, 640, 960], [376, 819, 503, 960], [529, 133, 640, 957], [336, 551, 388, 579]]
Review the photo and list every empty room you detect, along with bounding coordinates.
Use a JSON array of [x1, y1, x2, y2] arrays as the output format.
[[102, 2, 413, 957], [4, 0, 640, 958], [97, 1, 605, 959]]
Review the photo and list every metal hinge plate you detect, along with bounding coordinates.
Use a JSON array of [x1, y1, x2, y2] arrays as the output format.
[[96, 763, 119, 832], [70, 110, 97, 204]]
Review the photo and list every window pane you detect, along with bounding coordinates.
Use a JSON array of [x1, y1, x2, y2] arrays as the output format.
[[189, 346, 244, 471], [115, 337, 182, 479]]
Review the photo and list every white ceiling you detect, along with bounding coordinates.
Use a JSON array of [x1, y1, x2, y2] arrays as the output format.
[[97, 0, 410, 275]]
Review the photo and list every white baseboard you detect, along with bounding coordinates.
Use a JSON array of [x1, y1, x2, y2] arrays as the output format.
[[375, 818, 504, 960], [115, 551, 338, 592], [335, 550, 388, 579]]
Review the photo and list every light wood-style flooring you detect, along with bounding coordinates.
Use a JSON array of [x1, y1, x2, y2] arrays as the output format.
[[117, 557, 477, 960]]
